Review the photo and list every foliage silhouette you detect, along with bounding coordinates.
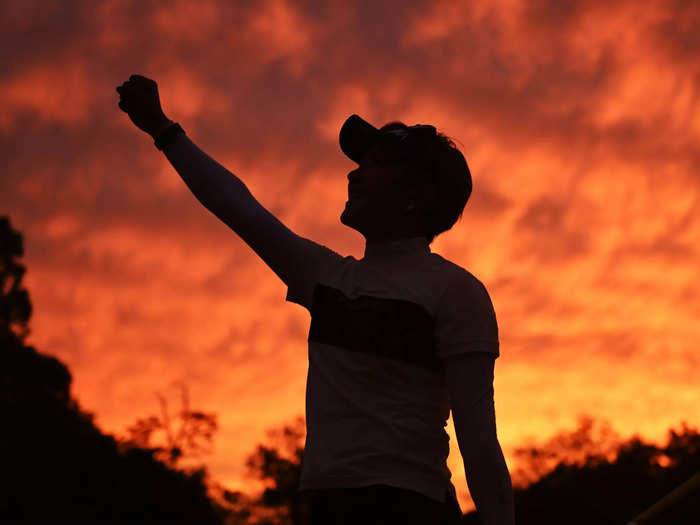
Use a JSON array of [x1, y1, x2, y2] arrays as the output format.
[[499, 417, 700, 524], [0, 215, 32, 347], [0, 215, 229, 522], [241, 415, 307, 525], [509, 415, 623, 488], [121, 380, 218, 469]]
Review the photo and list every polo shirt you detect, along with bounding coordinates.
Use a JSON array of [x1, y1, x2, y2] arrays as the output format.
[[285, 234, 500, 504]]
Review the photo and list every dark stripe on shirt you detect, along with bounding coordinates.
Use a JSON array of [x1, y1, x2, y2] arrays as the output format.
[[308, 284, 440, 372]]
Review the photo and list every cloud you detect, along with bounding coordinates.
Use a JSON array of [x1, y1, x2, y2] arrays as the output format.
[[3, 0, 698, 512], [0, 61, 92, 129]]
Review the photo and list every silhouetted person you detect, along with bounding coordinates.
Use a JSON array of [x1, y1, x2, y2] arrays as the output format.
[[116, 74, 515, 525]]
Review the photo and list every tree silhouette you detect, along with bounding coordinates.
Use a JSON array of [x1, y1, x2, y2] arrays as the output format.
[[499, 417, 700, 524], [0, 215, 32, 347], [0, 215, 231, 522], [509, 414, 623, 488], [241, 415, 308, 525], [121, 380, 218, 469]]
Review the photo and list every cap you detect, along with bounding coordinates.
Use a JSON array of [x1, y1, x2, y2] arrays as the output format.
[[339, 114, 440, 164]]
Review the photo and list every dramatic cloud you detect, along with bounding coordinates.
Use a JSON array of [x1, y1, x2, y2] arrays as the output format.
[[2, 0, 698, 513]]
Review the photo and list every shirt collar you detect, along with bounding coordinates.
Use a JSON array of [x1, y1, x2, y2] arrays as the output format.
[[363, 235, 431, 260]]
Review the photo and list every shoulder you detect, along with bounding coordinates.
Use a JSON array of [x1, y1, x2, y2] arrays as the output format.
[[430, 257, 500, 358], [428, 253, 492, 308]]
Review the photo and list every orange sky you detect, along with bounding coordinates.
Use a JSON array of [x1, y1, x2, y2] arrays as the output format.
[[2, 0, 699, 513]]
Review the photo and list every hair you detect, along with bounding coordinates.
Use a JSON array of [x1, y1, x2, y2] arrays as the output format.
[[378, 121, 472, 244]]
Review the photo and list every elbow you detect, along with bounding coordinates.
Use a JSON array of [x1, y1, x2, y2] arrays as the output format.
[[460, 433, 501, 464]]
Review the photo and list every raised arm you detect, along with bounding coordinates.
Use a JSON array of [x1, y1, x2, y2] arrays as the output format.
[[115, 74, 327, 289], [169, 132, 322, 283]]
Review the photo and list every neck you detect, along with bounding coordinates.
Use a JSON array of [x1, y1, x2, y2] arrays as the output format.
[[363, 234, 430, 260]]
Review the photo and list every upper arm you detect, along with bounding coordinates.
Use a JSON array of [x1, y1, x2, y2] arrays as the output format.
[[444, 352, 497, 458], [215, 188, 344, 310]]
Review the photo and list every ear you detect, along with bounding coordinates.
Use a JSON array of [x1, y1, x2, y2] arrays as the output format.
[[405, 183, 438, 216]]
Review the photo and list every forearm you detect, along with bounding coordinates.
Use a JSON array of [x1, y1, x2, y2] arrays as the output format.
[[463, 441, 515, 525], [158, 128, 253, 226]]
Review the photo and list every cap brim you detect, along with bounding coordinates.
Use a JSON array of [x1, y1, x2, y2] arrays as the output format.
[[339, 114, 381, 164]]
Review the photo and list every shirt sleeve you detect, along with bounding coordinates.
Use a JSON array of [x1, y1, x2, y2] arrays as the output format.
[[284, 235, 346, 312], [434, 272, 500, 360]]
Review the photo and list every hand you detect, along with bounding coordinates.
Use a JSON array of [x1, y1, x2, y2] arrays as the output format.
[[116, 74, 171, 137]]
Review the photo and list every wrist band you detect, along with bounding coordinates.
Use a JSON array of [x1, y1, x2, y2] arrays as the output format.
[[154, 122, 185, 151]]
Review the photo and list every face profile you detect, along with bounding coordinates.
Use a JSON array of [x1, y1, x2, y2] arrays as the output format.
[[340, 144, 426, 242]]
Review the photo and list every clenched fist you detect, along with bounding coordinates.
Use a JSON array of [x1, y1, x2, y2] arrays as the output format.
[[116, 74, 172, 137]]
